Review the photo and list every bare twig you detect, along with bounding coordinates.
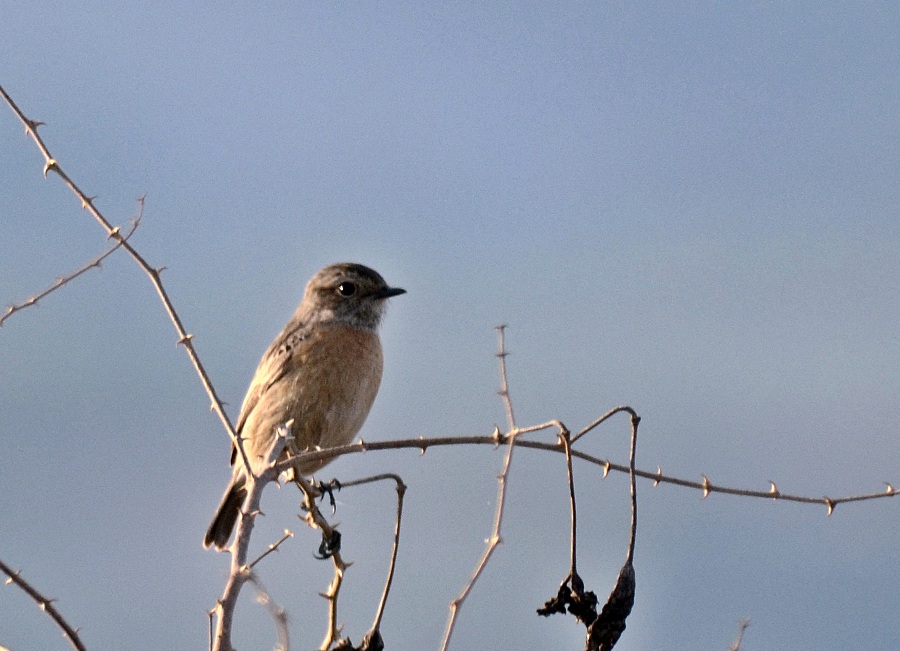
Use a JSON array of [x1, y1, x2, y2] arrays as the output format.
[[728, 618, 751, 651], [247, 573, 289, 651], [210, 422, 291, 651], [250, 530, 295, 570], [1, 206, 142, 328], [495, 324, 516, 430], [0, 84, 248, 473], [585, 410, 640, 651], [560, 430, 578, 576], [571, 405, 639, 445], [439, 330, 561, 651], [537, 409, 642, 645], [536, 425, 603, 629], [626, 412, 639, 563], [273, 434, 898, 512], [302, 474, 406, 650], [335, 473, 408, 638], [318, 557, 348, 651], [0, 558, 87, 651], [288, 474, 349, 651], [440, 426, 518, 651]]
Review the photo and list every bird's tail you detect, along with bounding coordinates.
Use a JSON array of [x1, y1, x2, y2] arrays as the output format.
[[203, 478, 247, 550]]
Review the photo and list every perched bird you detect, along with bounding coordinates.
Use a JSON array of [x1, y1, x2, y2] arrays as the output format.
[[204, 262, 405, 550]]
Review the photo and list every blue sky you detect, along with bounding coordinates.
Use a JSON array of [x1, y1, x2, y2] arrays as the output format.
[[2, 3, 899, 650]]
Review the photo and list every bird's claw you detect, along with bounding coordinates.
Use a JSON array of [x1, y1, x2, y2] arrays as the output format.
[[314, 477, 342, 514], [315, 529, 342, 559]]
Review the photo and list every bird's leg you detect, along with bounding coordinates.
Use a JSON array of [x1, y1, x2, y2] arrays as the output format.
[[315, 477, 343, 514], [295, 475, 344, 559]]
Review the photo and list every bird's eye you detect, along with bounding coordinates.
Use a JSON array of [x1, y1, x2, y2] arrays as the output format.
[[337, 282, 357, 297]]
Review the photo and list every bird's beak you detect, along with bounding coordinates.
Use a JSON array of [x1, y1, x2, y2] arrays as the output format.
[[376, 286, 406, 300]]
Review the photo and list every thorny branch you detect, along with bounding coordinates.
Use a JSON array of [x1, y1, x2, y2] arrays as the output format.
[[5, 85, 898, 651], [274, 434, 898, 514], [303, 473, 406, 651], [210, 423, 291, 651], [289, 474, 350, 651], [495, 324, 517, 430], [0, 558, 87, 651], [250, 530, 295, 570], [0, 84, 250, 475], [334, 474, 407, 644], [439, 328, 558, 651], [0, 205, 142, 328]]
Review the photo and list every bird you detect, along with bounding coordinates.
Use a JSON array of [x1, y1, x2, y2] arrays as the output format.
[[204, 262, 405, 550]]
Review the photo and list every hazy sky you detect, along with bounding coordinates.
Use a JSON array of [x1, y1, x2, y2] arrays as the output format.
[[2, 3, 899, 650]]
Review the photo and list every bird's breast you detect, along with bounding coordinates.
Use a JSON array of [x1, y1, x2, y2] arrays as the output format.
[[287, 325, 384, 466]]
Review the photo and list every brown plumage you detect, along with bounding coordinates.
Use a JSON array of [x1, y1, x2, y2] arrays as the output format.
[[204, 262, 404, 550]]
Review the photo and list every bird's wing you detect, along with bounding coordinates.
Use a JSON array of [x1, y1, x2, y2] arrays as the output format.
[[230, 321, 308, 466]]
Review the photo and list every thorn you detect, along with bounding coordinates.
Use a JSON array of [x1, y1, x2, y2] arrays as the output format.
[[81, 195, 96, 209], [107, 226, 121, 239], [42, 158, 58, 177], [654, 465, 662, 486], [177, 333, 194, 346], [602, 460, 610, 479], [768, 481, 780, 498], [491, 425, 503, 445], [155, 266, 167, 274], [885, 482, 895, 494], [824, 497, 835, 516], [701, 475, 711, 499]]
